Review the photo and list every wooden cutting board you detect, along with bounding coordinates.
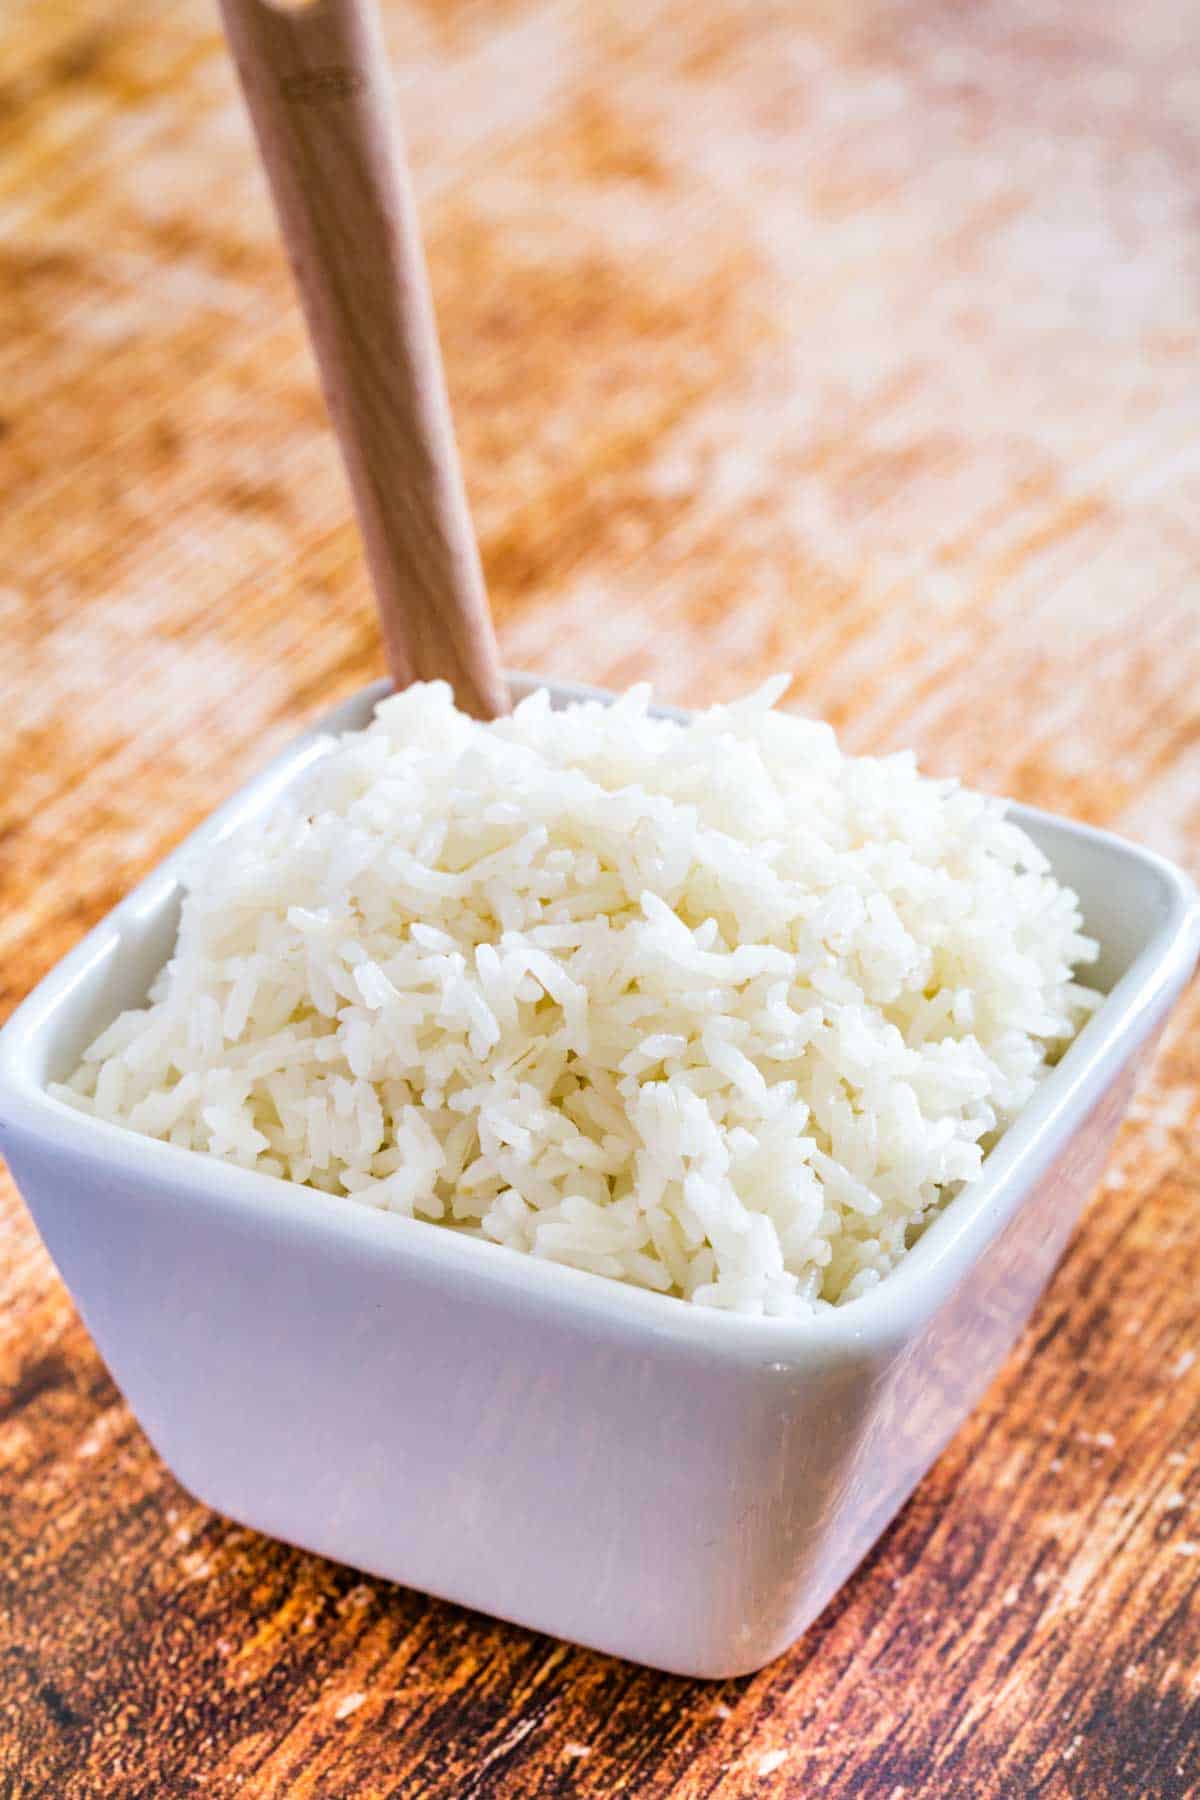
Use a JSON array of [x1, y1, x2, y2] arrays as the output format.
[[1, 1, 1198, 1794]]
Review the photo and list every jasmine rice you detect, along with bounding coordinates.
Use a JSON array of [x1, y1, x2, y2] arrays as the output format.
[[56, 680, 1100, 1314]]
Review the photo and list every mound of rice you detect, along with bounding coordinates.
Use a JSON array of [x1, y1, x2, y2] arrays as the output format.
[[57, 680, 1100, 1314]]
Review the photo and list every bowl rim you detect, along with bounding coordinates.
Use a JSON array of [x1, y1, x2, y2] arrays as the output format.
[[2, 674, 1197, 1360]]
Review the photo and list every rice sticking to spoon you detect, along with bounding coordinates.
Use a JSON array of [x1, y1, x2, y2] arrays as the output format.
[[217, 0, 508, 719]]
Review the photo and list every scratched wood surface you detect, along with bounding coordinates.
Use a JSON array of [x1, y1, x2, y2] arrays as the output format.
[[2, 0, 1199, 1795]]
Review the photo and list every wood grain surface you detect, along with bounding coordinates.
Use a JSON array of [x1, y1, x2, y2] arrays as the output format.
[[2, 1, 1198, 1795]]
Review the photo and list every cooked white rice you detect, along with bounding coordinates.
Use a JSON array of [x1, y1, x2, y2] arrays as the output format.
[[56, 680, 1100, 1315]]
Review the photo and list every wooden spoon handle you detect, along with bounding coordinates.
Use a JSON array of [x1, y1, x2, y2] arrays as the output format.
[[218, 0, 508, 718]]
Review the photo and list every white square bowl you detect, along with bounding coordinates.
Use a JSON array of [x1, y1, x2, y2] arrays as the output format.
[[2, 677, 1197, 1678]]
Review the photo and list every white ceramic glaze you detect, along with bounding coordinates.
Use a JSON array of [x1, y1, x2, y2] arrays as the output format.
[[2, 678, 1197, 1678]]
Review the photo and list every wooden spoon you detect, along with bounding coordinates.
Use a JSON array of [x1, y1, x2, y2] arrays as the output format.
[[218, 0, 508, 719]]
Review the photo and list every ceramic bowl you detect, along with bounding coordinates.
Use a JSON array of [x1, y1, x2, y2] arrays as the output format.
[[2, 677, 1196, 1677]]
